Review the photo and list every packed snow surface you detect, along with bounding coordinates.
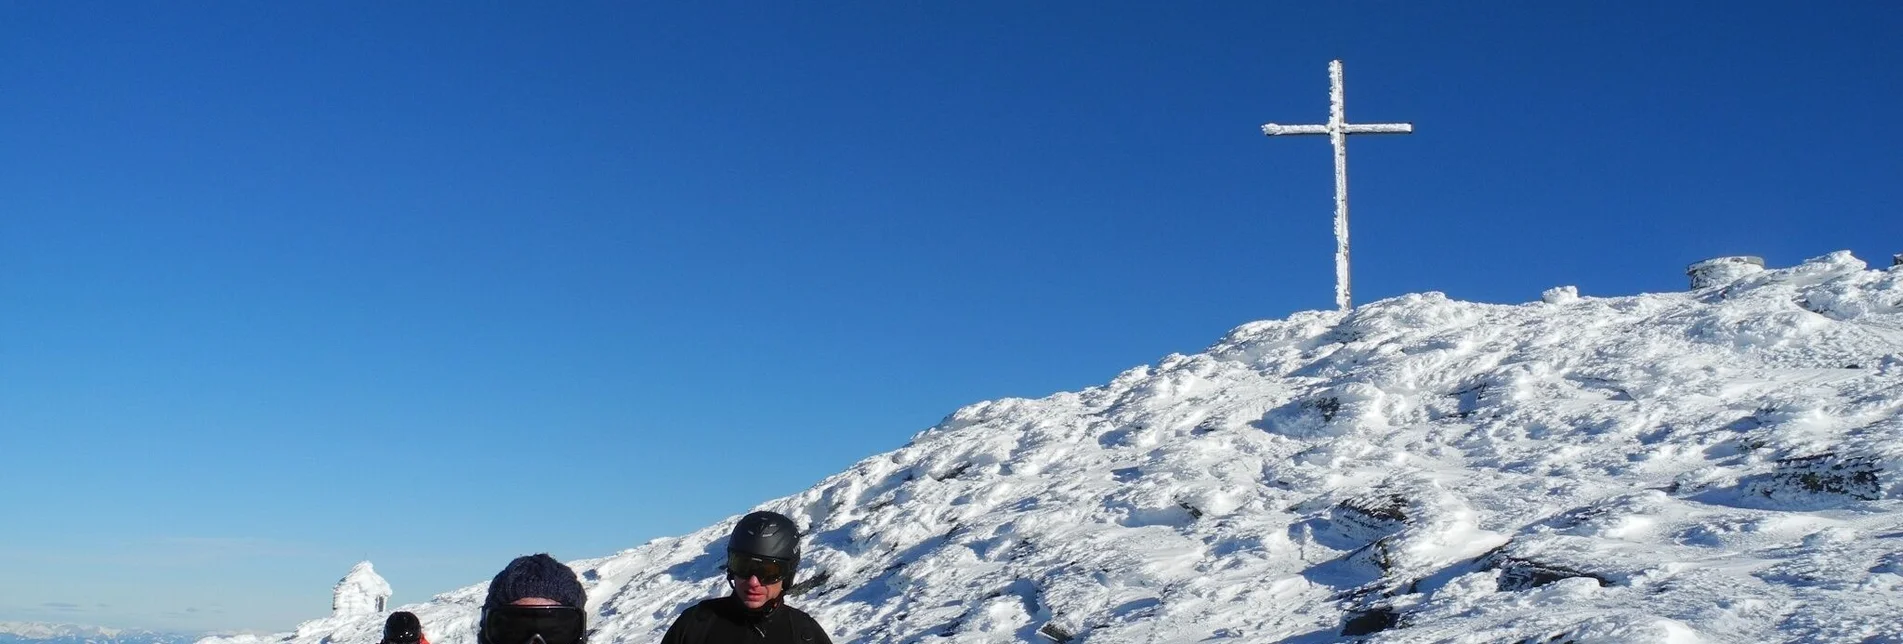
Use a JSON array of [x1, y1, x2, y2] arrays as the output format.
[[208, 252, 1903, 643]]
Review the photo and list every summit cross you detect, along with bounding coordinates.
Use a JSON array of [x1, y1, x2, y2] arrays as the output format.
[[1261, 59, 1413, 313]]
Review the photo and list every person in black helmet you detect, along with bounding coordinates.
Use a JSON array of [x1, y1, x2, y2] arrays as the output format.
[[477, 554, 590, 644], [659, 511, 833, 644], [381, 611, 428, 644]]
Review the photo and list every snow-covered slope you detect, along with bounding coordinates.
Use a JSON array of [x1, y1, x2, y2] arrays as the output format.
[[210, 252, 1903, 643]]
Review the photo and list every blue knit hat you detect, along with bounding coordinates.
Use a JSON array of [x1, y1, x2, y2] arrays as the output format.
[[484, 554, 586, 609]]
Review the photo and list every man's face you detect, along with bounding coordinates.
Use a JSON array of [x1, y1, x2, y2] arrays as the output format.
[[732, 573, 784, 609], [726, 555, 788, 609]]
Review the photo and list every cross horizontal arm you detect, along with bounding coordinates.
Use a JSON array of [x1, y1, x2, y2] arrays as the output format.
[[1340, 122, 1413, 134], [1262, 122, 1414, 136], [1261, 123, 1329, 136]]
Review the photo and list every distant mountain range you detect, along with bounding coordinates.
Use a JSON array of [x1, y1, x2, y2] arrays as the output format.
[[0, 622, 200, 644]]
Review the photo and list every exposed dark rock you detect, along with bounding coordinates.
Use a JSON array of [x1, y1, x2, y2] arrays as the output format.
[[1036, 623, 1075, 643], [1177, 501, 1204, 519], [1340, 606, 1399, 636], [933, 462, 974, 481], [1311, 397, 1343, 422], [786, 570, 830, 597], [1746, 453, 1882, 501], [1484, 550, 1613, 591], [1331, 493, 1411, 544]]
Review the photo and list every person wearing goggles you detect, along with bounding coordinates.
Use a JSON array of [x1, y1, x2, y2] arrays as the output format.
[[380, 611, 429, 644], [476, 554, 590, 644], [660, 511, 833, 643]]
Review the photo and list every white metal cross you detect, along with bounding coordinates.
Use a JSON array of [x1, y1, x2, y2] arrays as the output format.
[[1261, 60, 1412, 313]]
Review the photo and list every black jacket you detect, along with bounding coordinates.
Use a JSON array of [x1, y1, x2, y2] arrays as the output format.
[[659, 597, 832, 644]]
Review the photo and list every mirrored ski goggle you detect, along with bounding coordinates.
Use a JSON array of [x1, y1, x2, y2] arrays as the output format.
[[480, 605, 586, 644], [724, 554, 787, 585]]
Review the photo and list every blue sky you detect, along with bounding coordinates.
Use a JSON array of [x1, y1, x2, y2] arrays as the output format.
[[2, 1, 1898, 633]]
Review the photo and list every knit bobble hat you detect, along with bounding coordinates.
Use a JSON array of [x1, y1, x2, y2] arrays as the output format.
[[483, 554, 585, 609]]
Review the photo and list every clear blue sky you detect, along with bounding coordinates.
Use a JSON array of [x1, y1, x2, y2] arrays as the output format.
[[2, 1, 1898, 633]]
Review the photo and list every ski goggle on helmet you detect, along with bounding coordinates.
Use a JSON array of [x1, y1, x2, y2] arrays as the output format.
[[479, 605, 587, 644]]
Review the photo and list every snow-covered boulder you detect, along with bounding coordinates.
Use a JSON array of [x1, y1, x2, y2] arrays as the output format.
[[1686, 255, 1765, 289], [1540, 285, 1579, 304]]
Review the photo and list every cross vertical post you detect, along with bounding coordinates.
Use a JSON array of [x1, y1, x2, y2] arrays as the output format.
[[1262, 60, 1413, 313]]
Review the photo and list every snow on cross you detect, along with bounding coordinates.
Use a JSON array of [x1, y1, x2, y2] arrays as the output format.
[[1261, 59, 1413, 313]]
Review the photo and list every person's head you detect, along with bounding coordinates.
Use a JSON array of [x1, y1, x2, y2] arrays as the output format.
[[477, 554, 588, 644], [724, 511, 801, 611], [382, 611, 422, 644]]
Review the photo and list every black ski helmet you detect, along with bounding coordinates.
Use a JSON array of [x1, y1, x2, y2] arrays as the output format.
[[383, 611, 422, 643], [727, 511, 801, 579]]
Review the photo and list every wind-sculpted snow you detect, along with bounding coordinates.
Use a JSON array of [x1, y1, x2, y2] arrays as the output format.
[[207, 251, 1903, 643]]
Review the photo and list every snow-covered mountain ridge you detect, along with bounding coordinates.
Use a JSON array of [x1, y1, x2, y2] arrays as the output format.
[[212, 251, 1903, 643], [0, 622, 195, 644]]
